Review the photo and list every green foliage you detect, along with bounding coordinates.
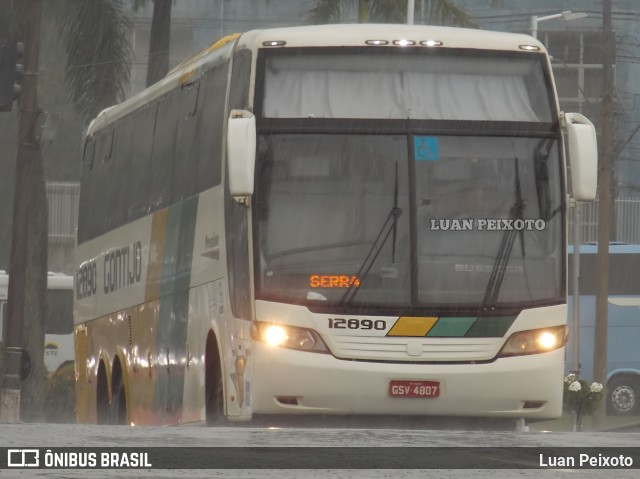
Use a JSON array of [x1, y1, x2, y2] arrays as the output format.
[[57, 0, 132, 121], [44, 361, 76, 423], [563, 373, 605, 417], [1, 0, 132, 121]]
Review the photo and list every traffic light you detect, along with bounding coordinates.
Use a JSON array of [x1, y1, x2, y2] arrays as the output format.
[[0, 40, 24, 112]]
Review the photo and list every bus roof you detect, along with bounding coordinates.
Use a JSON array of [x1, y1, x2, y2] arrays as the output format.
[[236, 23, 546, 52], [86, 24, 547, 138]]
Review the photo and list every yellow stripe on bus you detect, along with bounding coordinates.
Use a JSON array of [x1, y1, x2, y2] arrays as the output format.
[[387, 317, 438, 337], [145, 209, 168, 303], [170, 33, 241, 75]]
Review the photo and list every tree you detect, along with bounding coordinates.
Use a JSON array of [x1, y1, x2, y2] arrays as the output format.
[[0, 0, 132, 422], [56, 0, 132, 121], [307, 0, 478, 27]]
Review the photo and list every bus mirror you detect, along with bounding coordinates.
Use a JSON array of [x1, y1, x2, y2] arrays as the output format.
[[227, 109, 256, 198], [563, 112, 598, 202]]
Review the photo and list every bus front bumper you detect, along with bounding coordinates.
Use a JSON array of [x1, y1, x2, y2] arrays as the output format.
[[249, 344, 564, 419]]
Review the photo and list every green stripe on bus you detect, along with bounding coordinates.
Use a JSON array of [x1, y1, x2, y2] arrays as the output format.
[[465, 316, 516, 337], [154, 196, 199, 419], [426, 317, 476, 337]]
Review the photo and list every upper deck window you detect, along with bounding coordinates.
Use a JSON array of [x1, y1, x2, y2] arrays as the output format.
[[260, 48, 554, 122]]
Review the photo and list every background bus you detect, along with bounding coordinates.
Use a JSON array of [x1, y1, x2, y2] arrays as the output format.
[[0, 271, 75, 373], [74, 24, 597, 426], [567, 243, 640, 416]]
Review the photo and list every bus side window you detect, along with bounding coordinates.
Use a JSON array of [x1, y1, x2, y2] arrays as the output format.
[[78, 138, 96, 244], [45, 289, 74, 335], [150, 92, 180, 211], [110, 115, 135, 231], [172, 83, 201, 203], [196, 62, 228, 192], [128, 105, 156, 220], [225, 50, 252, 321], [80, 131, 113, 242], [228, 50, 251, 111]]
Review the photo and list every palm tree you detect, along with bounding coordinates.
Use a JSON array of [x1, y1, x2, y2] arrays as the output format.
[[58, 0, 132, 120], [307, 0, 479, 27], [1, 0, 132, 121]]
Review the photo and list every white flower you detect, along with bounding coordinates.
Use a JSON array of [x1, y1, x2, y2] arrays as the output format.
[[568, 381, 582, 392], [590, 382, 603, 393], [564, 373, 576, 384]]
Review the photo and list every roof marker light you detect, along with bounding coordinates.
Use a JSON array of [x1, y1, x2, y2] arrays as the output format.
[[519, 44, 540, 51], [421, 40, 443, 47], [263, 40, 286, 47], [365, 39, 389, 46], [393, 39, 415, 46]]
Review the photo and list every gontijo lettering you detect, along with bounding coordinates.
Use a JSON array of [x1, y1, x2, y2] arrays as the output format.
[[104, 241, 142, 294]]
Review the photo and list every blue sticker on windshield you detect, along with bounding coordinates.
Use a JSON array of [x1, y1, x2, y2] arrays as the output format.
[[414, 136, 439, 161]]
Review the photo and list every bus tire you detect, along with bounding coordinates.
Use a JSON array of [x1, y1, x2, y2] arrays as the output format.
[[205, 333, 225, 426], [110, 363, 127, 425], [96, 362, 110, 425], [607, 374, 639, 416]]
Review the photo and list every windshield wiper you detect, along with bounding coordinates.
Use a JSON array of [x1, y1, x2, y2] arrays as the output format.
[[340, 161, 401, 305], [482, 158, 525, 310]]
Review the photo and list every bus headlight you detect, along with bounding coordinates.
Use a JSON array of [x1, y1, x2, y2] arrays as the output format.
[[498, 325, 567, 357], [252, 321, 329, 353]]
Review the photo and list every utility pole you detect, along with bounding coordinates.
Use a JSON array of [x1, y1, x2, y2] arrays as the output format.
[[0, 0, 46, 423], [592, 0, 615, 428]]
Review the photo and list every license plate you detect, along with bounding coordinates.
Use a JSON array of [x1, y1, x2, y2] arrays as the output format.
[[389, 380, 440, 398]]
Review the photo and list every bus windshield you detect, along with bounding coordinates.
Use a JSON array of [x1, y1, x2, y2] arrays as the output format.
[[254, 133, 563, 313], [261, 48, 553, 122]]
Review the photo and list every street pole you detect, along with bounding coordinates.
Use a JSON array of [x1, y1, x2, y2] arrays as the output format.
[[571, 201, 581, 374], [0, 0, 45, 424], [592, 0, 615, 428]]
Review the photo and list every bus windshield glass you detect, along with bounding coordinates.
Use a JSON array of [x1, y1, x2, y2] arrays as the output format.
[[261, 48, 553, 122], [45, 289, 74, 335], [254, 133, 563, 312]]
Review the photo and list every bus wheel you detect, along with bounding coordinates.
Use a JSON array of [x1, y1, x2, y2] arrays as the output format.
[[607, 375, 639, 416], [96, 362, 110, 425], [205, 333, 225, 425], [110, 362, 127, 425]]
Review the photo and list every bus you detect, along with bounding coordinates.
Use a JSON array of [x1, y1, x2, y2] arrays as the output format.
[[0, 271, 75, 373], [567, 243, 640, 416], [74, 24, 597, 425]]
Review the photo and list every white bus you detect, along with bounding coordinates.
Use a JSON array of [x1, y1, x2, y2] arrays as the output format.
[[74, 24, 597, 425], [0, 271, 75, 373]]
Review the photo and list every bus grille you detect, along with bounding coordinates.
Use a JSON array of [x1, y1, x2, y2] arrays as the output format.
[[327, 336, 504, 362]]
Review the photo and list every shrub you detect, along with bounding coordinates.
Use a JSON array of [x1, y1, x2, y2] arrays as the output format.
[[563, 373, 605, 417], [44, 362, 76, 423]]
